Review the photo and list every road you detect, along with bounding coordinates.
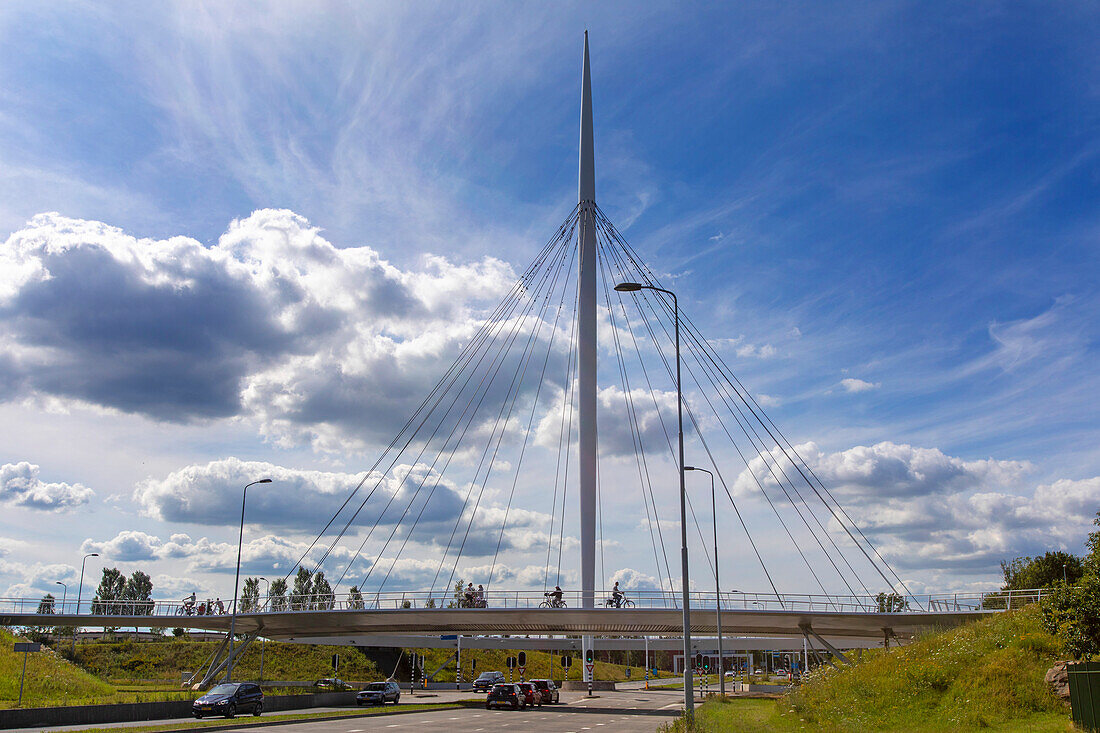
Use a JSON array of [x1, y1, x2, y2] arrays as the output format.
[[258, 691, 684, 733], [4, 691, 686, 733]]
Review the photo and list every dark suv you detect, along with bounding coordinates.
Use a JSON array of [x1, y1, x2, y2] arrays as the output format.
[[473, 671, 506, 692], [192, 682, 263, 718], [530, 678, 559, 704], [356, 681, 400, 705], [486, 683, 525, 710]]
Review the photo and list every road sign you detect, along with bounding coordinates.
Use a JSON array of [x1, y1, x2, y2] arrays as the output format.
[[15, 642, 41, 706], [519, 666, 526, 678], [585, 662, 594, 674], [440, 634, 458, 640], [561, 656, 572, 668], [331, 653, 339, 672]]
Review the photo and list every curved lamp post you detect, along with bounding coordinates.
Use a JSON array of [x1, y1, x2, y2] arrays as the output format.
[[614, 280, 693, 717], [226, 478, 271, 682], [72, 552, 99, 654], [55, 581, 68, 610], [685, 465, 723, 695]]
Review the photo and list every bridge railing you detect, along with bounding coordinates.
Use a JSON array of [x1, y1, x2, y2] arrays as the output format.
[[0, 587, 1048, 618]]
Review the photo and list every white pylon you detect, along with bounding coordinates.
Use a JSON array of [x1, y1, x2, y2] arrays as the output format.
[[577, 29, 598, 687]]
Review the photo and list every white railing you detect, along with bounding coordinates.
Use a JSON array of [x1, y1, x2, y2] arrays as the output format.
[[0, 587, 1045, 618]]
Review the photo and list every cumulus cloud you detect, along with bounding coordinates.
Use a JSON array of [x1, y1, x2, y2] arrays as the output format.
[[731, 441, 1100, 573], [0, 210, 517, 450], [840, 377, 879, 393], [0, 461, 94, 510]]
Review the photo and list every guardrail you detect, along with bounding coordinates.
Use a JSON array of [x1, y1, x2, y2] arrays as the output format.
[[0, 587, 1046, 617]]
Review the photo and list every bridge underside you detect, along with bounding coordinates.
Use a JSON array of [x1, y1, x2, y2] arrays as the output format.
[[4, 608, 990, 641]]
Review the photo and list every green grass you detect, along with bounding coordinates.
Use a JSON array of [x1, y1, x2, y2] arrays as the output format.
[[74, 637, 382, 683], [660, 607, 1073, 732], [0, 628, 116, 708]]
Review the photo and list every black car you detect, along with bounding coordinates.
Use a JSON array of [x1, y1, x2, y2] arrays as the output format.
[[530, 678, 560, 704], [356, 681, 401, 706], [192, 682, 263, 718], [485, 683, 525, 710], [473, 671, 506, 692]]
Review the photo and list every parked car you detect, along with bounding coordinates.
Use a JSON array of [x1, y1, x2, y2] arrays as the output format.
[[473, 671, 506, 692], [486, 683, 525, 710], [530, 678, 559, 703], [313, 678, 352, 690], [356, 681, 400, 706], [517, 682, 541, 707], [192, 682, 263, 719]]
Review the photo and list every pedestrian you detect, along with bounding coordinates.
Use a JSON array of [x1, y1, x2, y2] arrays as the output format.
[[215, 598, 226, 614]]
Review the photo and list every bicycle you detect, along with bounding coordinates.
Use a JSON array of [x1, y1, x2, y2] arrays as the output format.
[[604, 596, 635, 609], [539, 593, 567, 609]]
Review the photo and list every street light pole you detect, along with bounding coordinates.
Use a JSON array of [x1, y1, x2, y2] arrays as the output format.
[[72, 552, 98, 655], [226, 479, 271, 682], [55, 581, 68, 610], [685, 465, 723, 695], [615, 281, 693, 719], [258, 577, 271, 684]]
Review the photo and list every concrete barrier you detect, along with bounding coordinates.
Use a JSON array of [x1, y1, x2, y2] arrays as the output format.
[[0, 691, 359, 730]]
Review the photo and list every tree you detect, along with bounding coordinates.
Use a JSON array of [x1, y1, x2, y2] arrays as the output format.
[[348, 585, 364, 610], [291, 568, 313, 610], [240, 577, 261, 613], [36, 593, 56, 615], [123, 571, 155, 615], [1002, 551, 1083, 591], [91, 568, 126, 615], [269, 578, 288, 612], [313, 572, 334, 610], [448, 579, 465, 608], [1040, 513, 1100, 656]]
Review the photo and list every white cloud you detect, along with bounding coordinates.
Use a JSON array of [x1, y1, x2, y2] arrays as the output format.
[[840, 377, 879, 392], [0, 461, 94, 510]]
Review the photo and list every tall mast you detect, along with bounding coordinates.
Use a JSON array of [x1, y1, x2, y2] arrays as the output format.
[[577, 30, 597, 619]]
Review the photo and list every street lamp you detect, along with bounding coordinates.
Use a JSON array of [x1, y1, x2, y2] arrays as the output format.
[[55, 581, 68, 610], [226, 478, 271, 682], [258, 577, 271, 684], [614, 280, 693, 718], [73, 552, 99, 655], [685, 465, 724, 696]]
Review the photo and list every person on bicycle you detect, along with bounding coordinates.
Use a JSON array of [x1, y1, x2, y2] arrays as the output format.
[[464, 583, 476, 608], [550, 585, 563, 606], [611, 582, 624, 608], [476, 584, 486, 608]]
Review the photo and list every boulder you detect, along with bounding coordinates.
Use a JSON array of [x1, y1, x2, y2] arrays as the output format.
[[1045, 661, 1071, 700]]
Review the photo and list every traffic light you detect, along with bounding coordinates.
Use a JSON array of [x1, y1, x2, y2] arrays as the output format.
[[585, 648, 594, 664], [561, 655, 568, 668], [703, 657, 710, 671], [518, 651, 527, 667], [695, 653, 703, 669]]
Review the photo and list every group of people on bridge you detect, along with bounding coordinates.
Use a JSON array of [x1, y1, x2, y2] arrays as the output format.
[[540, 582, 631, 609], [181, 593, 226, 616]]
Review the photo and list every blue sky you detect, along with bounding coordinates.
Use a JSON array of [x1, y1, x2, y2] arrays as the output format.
[[0, 2, 1098, 603]]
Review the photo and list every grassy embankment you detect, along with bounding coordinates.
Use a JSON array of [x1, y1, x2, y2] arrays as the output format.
[[661, 606, 1072, 732], [410, 646, 674, 683]]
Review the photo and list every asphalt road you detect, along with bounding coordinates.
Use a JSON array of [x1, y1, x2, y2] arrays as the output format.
[[4, 691, 686, 733], [261, 691, 684, 733]]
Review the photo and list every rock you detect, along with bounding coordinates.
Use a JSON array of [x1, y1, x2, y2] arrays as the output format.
[[1045, 661, 1071, 700]]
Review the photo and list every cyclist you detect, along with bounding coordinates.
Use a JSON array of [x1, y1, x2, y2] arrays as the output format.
[[463, 583, 476, 608], [549, 585, 564, 607], [611, 582, 624, 609]]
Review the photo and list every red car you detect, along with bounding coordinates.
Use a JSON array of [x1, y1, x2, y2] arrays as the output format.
[[517, 682, 542, 707]]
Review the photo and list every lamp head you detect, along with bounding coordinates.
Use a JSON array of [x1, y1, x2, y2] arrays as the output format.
[[257, 478, 272, 484], [614, 282, 643, 292], [88, 553, 99, 558], [684, 466, 697, 471]]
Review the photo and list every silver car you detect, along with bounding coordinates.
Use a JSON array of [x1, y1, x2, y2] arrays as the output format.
[[356, 681, 400, 706]]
